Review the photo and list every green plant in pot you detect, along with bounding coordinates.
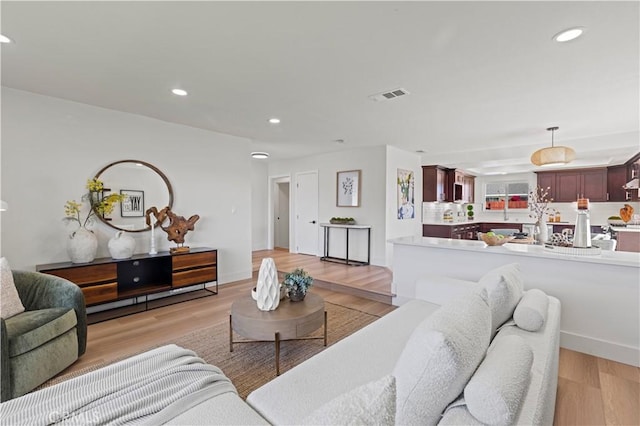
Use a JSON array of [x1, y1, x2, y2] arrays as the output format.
[[282, 268, 314, 302]]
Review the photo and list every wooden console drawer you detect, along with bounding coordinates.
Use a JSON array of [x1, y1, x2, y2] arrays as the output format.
[[82, 282, 118, 305], [42, 263, 117, 287], [172, 266, 217, 288], [172, 251, 216, 271]]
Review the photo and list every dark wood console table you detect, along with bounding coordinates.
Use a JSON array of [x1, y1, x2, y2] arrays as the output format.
[[319, 223, 371, 266], [36, 248, 217, 322]]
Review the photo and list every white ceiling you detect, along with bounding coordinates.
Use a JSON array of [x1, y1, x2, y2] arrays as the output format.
[[2, 1, 638, 175]]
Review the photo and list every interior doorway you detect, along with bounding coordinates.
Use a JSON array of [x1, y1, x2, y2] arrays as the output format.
[[295, 171, 319, 255], [274, 182, 290, 249]]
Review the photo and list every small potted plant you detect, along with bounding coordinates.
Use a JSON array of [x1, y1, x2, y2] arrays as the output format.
[[282, 268, 314, 302]]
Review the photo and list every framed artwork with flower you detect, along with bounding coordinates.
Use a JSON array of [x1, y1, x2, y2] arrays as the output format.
[[120, 189, 145, 217], [336, 170, 361, 207], [397, 169, 415, 219]]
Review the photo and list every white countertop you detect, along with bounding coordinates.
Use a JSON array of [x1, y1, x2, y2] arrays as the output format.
[[611, 226, 640, 233], [388, 235, 640, 268]]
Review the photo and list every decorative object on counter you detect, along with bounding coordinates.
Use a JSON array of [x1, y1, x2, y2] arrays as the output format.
[[548, 232, 573, 247], [620, 204, 634, 223], [467, 204, 474, 221], [530, 126, 575, 167], [478, 232, 514, 246], [147, 212, 158, 255], [255, 258, 280, 311], [107, 230, 136, 259], [577, 197, 589, 210], [528, 186, 555, 244], [443, 209, 454, 223], [329, 217, 355, 225], [282, 268, 313, 302], [573, 199, 591, 248], [397, 169, 415, 219], [145, 206, 200, 253], [336, 169, 361, 207], [63, 178, 126, 263], [543, 245, 601, 256]]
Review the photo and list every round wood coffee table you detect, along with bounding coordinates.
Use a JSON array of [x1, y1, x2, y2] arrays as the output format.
[[229, 292, 327, 375]]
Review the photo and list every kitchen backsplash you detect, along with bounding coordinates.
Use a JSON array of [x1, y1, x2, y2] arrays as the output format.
[[423, 201, 640, 226]]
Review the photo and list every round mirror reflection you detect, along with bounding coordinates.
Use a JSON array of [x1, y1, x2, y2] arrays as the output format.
[[94, 160, 173, 232]]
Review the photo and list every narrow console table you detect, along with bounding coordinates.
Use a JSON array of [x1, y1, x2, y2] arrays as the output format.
[[319, 223, 371, 266], [37, 248, 217, 322]]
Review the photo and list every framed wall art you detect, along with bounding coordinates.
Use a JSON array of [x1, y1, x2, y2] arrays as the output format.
[[336, 170, 361, 207], [120, 189, 145, 217], [397, 168, 415, 219]]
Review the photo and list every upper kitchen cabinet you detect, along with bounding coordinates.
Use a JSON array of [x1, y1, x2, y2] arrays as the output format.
[[607, 165, 630, 202], [422, 166, 447, 202], [423, 166, 475, 202], [536, 168, 608, 202]]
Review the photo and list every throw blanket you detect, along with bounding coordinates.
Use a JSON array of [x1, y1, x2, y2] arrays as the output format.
[[1, 344, 237, 425]]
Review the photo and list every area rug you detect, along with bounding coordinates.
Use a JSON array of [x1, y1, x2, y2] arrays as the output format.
[[41, 302, 381, 399]]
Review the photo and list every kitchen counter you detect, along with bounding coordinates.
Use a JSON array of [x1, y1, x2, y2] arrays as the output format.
[[389, 235, 640, 366]]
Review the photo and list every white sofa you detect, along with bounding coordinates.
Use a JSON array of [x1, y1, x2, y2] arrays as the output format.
[[0, 263, 561, 425]]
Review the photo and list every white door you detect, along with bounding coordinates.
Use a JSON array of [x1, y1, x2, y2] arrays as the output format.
[[296, 171, 319, 255], [275, 182, 290, 249]]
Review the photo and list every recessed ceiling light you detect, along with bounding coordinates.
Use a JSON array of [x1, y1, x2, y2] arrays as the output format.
[[553, 27, 585, 43], [268, 118, 281, 124], [251, 152, 269, 159], [0, 34, 12, 44], [415, 150, 425, 154], [171, 88, 188, 96], [334, 139, 345, 144]]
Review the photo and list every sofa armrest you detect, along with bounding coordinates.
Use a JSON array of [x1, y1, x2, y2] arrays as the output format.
[[1, 319, 10, 401], [12, 270, 87, 356], [415, 275, 479, 306]]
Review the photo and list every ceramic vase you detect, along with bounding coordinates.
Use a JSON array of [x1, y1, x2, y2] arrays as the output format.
[[256, 258, 280, 311], [67, 227, 98, 263], [536, 219, 549, 244], [108, 231, 136, 259]]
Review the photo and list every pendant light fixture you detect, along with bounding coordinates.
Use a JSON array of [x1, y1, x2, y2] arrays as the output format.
[[530, 127, 575, 167]]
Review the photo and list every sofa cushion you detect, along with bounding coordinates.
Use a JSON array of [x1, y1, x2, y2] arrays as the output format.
[[514, 289, 549, 332], [1, 258, 25, 319], [464, 334, 534, 425], [479, 263, 524, 333], [302, 375, 396, 425], [5, 308, 77, 357], [393, 288, 492, 425]]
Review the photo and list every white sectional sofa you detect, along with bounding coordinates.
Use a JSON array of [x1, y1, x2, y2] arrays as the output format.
[[0, 263, 561, 425]]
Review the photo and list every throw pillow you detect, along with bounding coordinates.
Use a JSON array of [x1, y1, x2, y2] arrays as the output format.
[[301, 375, 396, 426], [464, 334, 534, 425], [1, 257, 25, 319], [393, 288, 492, 426], [513, 289, 549, 332], [478, 263, 524, 333]]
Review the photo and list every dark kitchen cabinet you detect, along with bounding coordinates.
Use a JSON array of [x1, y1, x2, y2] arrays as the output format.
[[422, 166, 448, 202], [423, 224, 480, 240], [537, 168, 608, 202], [607, 165, 629, 202]]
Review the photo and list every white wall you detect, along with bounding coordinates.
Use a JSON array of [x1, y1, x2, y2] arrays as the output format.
[[1, 88, 253, 283], [385, 146, 423, 267], [251, 160, 269, 250], [268, 146, 388, 266]]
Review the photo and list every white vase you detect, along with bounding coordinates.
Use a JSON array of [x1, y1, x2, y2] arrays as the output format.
[[108, 231, 136, 259], [536, 219, 549, 244], [67, 227, 98, 263], [256, 258, 280, 311]]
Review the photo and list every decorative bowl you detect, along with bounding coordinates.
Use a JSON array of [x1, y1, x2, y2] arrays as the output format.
[[478, 232, 514, 246]]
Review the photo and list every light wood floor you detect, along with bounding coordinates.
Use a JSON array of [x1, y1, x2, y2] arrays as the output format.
[[66, 250, 637, 425]]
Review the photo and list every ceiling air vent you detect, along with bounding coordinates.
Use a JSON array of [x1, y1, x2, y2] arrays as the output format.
[[368, 88, 410, 102]]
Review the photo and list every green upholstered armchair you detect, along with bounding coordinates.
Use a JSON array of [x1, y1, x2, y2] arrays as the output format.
[[1, 270, 87, 402]]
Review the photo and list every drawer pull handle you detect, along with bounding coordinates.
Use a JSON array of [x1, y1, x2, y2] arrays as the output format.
[[133, 277, 140, 283], [133, 261, 140, 266]]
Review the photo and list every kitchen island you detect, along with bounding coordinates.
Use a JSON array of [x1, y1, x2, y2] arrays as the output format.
[[390, 236, 640, 366]]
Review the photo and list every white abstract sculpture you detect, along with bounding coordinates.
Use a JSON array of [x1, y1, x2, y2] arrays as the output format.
[[256, 258, 280, 311]]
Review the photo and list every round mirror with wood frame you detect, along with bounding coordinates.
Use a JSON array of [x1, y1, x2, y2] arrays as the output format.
[[93, 160, 174, 232]]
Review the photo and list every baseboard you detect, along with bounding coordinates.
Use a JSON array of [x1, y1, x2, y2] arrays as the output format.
[[560, 331, 640, 367]]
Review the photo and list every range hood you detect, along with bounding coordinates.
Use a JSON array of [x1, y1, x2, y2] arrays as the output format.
[[623, 178, 639, 190]]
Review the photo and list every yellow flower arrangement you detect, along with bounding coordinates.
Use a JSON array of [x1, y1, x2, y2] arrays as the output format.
[[64, 178, 126, 228]]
